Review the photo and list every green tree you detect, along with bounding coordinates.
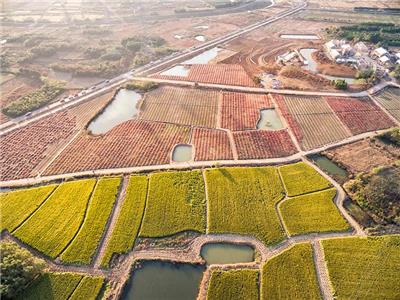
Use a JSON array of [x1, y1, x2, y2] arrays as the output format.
[[333, 79, 348, 90], [0, 241, 45, 299]]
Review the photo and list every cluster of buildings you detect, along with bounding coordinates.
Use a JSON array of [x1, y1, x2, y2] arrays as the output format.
[[324, 39, 400, 74]]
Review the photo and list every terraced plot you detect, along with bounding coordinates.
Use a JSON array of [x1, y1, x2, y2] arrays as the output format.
[[325, 96, 396, 135], [60, 177, 121, 264], [220, 92, 272, 131], [261, 243, 321, 300], [13, 179, 96, 258], [101, 176, 148, 268], [323, 235, 400, 300], [205, 166, 286, 245], [279, 162, 332, 197], [207, 269, 259, 300], [372, 87, 400, 121], [140, 86, 219, 127], [192, 128, 234, 161], [140, 170, 206, 237], [273, 94, 351, 150], [233, 130, 297, 159], [44, 120, 191, 175], [1, 184, 57, 232], [280, 189, 350, 235]]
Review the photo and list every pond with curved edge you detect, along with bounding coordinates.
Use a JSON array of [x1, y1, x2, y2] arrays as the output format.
[[172, 145, 193, 162], [201, 243, 255, 265]]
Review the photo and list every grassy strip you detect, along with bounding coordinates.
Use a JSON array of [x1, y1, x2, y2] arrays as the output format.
[[261, 243, 321, 300], [139, 170, 206, 237], [17, 272, 82, 300], [279, 162, 332, 197], [205, 167, 285, 246], [69, 276, 104, 300], [101, 176, 148, 268], [13, 179, 96, 258], [280, 188, 350, 235], [60, 177, 121, 264], [322, 235, 400, 299], [206, 269, 259, 300], [1, 185, 57, 232]]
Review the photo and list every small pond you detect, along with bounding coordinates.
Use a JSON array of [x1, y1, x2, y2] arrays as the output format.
[[183, 47, 221, 64], [195, 25, 209, 29], [280, 34, 320, 40], [201, 243, 255, 265], [257, 109, 284, 130], [299, 48, 356, 84], [160, 65, 190, 77], [309, 154, 349, 183], [195, 35, 206, 42], [172, 144, 193, 162], [121, 261, 204, 300], [87, 89, 141, 135]]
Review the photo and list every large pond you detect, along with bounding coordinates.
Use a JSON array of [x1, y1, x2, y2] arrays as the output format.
[[299, 48, 356, 84], [201, 243, 255, 265], [280, 34, 320, 40], [160, 65, 190, 77], [308, 154, 349, 184], [257, 109, 284, 130], [172, 144, 193, 162], [87, 89, 141, 135], [121, 261, 204, 300], [183, 47, 221, 64]]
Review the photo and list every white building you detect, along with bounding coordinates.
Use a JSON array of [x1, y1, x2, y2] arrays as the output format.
[[373, 47, 388, 58], [354, 42, 369, 54]]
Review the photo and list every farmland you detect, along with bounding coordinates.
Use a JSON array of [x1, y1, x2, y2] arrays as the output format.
[[322, 236, 400, 299], [13, 179, 96, 258], [280, 189, 350, 235], [205, 166, 286, 245], [101, 176, 148, 268], [60, 177, 121, 265], [325, 96, 396, 135], [372, 88, 400, 122], [44, 120, 191, 175], [206, 269, 259, 300], [261, 243, 321, 300], [139, 170, 206, 237], [279, 162, 332, 197], [140, 86, 219, 127], [220, 92, 272, 131], [273, 94, 351, 150], [69, 276, 104, 300], [233, 130, 297, 160], [192, 128, 234, 161], [0, 185, 57, 232]]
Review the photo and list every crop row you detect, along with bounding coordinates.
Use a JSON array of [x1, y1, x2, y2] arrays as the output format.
[[372, 87, 400, 121], [192, 127, 234, 161]]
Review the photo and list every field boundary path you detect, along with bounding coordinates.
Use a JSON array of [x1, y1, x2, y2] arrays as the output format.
[[312, 240, 334, 300]]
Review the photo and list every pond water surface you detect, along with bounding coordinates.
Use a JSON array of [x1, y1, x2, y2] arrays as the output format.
[[121, 261, 204, 300], [201, 243, 255, 265], [172, 144, 193, 162], [309, 154, 349, 183], [160, 65, 190, 77], [87, 89, 141, 135], [183, 47, 221, 64], [195, 35, 206, 42], [280, 34, 320, 40], [257, 109, 284, 130]]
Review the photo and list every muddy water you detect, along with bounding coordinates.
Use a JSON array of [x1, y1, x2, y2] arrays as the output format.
[[280, 34, 320, 40], [121, 261, 204, 300], [172, 145, 193, 162], [201, 243, 255, 265], [299, 48, 356, 84], [87, 89, 141, 135], [257, 109, 284, 130], [309, 154, 349, 184], [160, 65, 190, 77], [183, 48, 221, 64]]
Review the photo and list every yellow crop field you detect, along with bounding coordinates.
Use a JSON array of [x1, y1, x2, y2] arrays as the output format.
[[69, 276, 104, 300]]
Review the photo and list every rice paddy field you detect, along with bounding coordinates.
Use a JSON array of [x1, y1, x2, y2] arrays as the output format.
[[372, 87, 400, 122], [322, 235, 400, 300]]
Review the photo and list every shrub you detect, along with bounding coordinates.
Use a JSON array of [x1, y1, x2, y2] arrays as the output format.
[[333, 79, 348, 90], [124, 80, 158, 92]]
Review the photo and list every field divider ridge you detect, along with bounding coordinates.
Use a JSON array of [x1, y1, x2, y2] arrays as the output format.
[[66, 276, 84, 300], [311, 240, 334, 300], [136, 176, 150, 238], [201, 169, 210, 234], [275, 197, 291, 238], [226, 129, 239, 160]]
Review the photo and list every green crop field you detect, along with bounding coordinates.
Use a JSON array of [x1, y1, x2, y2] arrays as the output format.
[[279, 162, 332, 196], [139, 170, 206, 237], [1, 185, 57, 232], [205, 167, 285, 245], [69, 276, 104, 300], [206, 269, 259, 300], [322, 235, 400, 299], [261, 243, 321, 300], [60, 177, 121, 264], [101, 176, 148, 268], [13, 179, 96, 258], [17, 272, 83, 300], [280, 189, 350, 235]]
